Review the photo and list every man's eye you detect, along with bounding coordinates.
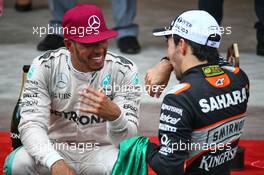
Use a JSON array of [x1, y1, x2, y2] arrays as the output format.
[[82, 44, 93, 47]]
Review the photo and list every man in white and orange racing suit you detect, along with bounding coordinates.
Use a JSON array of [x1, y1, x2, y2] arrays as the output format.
[[4, 4, 140, 175], [145, 10, 249, 175]]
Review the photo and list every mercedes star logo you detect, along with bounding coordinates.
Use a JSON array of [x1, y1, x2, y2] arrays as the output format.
[[56, 73, 68, 89], [88, 15, 100, 29]]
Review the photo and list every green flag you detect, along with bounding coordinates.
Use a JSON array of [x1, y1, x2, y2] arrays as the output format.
[[112, 136, 149, 175]]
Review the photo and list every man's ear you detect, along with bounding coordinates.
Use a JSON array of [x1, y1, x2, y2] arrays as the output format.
[[178, 38, 188, 55], [64, 39, 73, 51]]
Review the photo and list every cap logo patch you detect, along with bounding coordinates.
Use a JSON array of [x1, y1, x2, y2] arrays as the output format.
[[87, 15, 100, 34], [176, 17, 192, 28]]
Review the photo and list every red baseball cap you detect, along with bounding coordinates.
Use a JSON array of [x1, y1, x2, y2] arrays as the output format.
[[62, 4, 118, 44]]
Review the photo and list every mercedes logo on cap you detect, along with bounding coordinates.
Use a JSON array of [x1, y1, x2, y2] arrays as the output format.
[[88, 15, 100, 29]]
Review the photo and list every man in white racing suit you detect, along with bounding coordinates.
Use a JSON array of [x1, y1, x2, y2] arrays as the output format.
[[4, 4, 140, 175]]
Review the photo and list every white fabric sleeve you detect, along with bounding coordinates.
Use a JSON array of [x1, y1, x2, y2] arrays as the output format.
[[107, 64, 141, 146], [18, 58, 63, 169]]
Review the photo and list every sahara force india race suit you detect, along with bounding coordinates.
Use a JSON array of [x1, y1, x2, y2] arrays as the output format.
[[4, 48, 140, 175], [147, 64, 249, 175]]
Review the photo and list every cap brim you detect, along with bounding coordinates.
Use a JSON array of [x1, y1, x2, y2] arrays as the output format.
[[69, 30, 118, 44], [152, 28, 173, 37]]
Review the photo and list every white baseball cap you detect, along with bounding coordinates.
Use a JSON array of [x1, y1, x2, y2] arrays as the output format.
[[153, 10, 221, 48]]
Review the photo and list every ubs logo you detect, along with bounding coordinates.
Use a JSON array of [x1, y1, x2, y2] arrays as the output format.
[[56, 73, 68, 89], [88, 15, 100, 30]]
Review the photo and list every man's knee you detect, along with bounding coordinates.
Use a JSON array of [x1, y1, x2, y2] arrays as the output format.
[[4, 147, 36, 175]]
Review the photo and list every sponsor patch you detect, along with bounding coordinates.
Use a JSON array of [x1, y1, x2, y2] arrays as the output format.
[[159, 123, 177, 132], [124, 104, 138, 112], [51, 110, 106, 125], [202, 65, 224, 77], [207, 117, 245, 144], [132, 73, 140, 85], [161, 103, 183, 116], [101, 74, 111, 87], [199, 87, 247, 113], [159, 134, 173, 155], [55, 73, 68, 89], [160, 113, 181, 125], [27, 65, 36, 79], [23, 92, 38, 98], [199, 147, 237, 171]]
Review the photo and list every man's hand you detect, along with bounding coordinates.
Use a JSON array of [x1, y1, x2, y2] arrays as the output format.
[[78, 86, 121, 121], [145, 58, 173, 97], [51, 160, 75, 175]]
